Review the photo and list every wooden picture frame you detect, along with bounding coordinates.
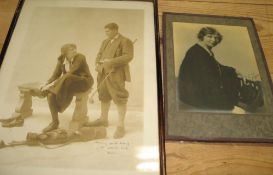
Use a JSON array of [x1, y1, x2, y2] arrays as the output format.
[[0, 0, 165, 174], [163, 12, 273, 143]]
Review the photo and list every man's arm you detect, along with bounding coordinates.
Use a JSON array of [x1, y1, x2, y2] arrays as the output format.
[[107, 39, 134, 67], [46, 58, 63, 84], [95, 40, 108, 64], [40, 57, 63, 91], [95, 40, 109, 73]]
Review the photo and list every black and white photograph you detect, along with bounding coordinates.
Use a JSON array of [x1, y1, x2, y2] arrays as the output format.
[[0, 0, 162, 175], [163, 13, 273, 142], [174, 23, 264, 114]]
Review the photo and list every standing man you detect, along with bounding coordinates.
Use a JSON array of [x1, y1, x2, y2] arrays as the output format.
[[86, 23, 134, 139]]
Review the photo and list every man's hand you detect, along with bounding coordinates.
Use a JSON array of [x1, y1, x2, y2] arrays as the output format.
[[95, 63, 103, 73], [98, 58, 111, 64], [40, 83, 50, 92], [102, 58, 111, 63], [39, 83, 47, 92], [102, 59, 112, 72], [97, 59, 113, 73]]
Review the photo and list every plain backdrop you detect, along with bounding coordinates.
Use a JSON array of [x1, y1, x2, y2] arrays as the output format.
[[4, 7, 144, 109]]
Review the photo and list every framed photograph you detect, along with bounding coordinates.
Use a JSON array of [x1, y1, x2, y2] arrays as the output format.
[[163, 12, 273, 142], [0, 0, 164, 175]]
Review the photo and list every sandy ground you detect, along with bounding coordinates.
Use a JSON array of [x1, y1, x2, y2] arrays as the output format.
[[0, 100, 154, 175]]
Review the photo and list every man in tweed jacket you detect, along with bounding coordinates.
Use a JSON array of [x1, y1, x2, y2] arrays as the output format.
[[86, 23, 134, 139]]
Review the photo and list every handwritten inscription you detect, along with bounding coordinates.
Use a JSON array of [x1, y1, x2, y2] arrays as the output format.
[[95, 141, 131, 155]]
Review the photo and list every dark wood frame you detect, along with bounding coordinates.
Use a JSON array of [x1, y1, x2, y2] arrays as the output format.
[[0, 0, 166, 174]]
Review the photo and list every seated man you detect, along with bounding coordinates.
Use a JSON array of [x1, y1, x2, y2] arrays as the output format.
[[40, 44, 94, 132]]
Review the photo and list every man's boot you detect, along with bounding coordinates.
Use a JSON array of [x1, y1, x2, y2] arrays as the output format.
[[85, 101, 110, 127], [114, 103, 126, 139], [43, 93, 59, 133]]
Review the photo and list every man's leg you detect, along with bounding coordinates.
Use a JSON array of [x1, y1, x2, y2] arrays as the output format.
[[85, 71, 112, 127], [113, 103, 127, 139], [105, 76, 129, 139], [100, 101, 111, 124], [43, 92, 59, 132], [85, 101, 110, 127]]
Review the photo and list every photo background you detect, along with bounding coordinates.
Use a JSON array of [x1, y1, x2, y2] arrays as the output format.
[[173, 22, 261, 80], [2, 7, 144, 110]]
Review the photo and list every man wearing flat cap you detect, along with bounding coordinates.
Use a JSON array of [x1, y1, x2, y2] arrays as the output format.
[[40, 44, 94, 132], [85, 23, 134, 139]]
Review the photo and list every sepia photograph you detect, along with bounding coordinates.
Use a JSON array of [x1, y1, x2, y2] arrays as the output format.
[[0, 0, 162, 175], [163, 13, 273, 142]]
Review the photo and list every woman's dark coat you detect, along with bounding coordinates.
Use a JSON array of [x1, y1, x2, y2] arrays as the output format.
[[178, 44, 240, 110]]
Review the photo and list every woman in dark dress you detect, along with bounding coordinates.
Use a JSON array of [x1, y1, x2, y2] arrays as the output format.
[[178, 27, 241, 110]]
